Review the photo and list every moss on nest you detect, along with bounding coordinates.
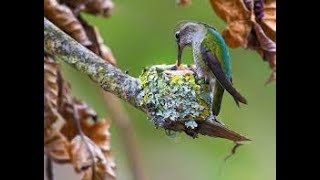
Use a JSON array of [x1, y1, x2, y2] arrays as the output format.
[[138, 65, 212, 129]]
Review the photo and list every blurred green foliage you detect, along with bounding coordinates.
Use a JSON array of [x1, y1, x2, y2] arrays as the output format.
[[61, 0, 276, 179]]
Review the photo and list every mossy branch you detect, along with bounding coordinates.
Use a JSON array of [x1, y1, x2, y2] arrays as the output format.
[[44, 17, 249, 142], [44, 17, 141, 108]]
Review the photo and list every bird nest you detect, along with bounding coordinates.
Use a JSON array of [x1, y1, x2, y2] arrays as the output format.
[[138, 64, 249, 142]]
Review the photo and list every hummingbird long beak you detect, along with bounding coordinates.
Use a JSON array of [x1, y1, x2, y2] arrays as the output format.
[[177, 43, 183, 67]]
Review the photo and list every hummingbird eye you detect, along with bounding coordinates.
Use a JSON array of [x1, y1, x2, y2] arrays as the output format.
[[175, 32, 180, 40]]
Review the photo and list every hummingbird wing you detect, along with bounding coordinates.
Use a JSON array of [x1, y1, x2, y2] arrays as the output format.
[[200, 44, 248, 106]]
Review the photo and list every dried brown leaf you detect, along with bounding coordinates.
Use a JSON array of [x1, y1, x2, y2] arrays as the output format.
[[44, 0, 91, 46], [248, 21, 276, 84], [44, 56, 60, 128], [82, 163, 116, 180], [49, 0, 117, 65], [44, 56, 59, 108], [222, 20, 252, 48], [209, 0, 276, 82], [261, 0, 276, 42], [44, 128, 71, 163], [209, 0, 253, 48], [70, 135, 116, 180], [84, 0, 114, 17], [60, 0, 114, 16], [82, 119, 116, 172], [44, 55, 70, 163], [59, 98, 97, 140], [251, 22, 276, 53], [82, 120, 112, 151], [210, 0, 252, 23], [59, 0, 88, 11], [61, 115, 116, 174], [70, 135, 105, 172], [79, 17, 117, 65], [44, 1, 116, 176]]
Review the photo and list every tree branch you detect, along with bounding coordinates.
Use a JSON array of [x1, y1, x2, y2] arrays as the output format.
[[44, 17, 142, 108], [44, 17, 250, 142]]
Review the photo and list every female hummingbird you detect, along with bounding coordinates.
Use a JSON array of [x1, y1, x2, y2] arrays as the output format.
[[174, 21, 247, 116]]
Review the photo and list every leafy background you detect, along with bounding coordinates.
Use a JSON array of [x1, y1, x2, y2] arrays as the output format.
[[53, 0, 275, 179]]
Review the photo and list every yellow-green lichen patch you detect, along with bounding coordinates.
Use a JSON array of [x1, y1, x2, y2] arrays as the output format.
[[138, 65, 212, 128]]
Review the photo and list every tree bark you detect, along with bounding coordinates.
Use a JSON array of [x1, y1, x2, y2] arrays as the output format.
[[44, 17, 142, 109]]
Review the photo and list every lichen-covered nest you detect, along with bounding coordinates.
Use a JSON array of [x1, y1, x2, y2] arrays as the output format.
[[138, 64, 249, 142]]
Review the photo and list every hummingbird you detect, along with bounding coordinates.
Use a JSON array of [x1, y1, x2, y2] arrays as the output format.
[[174, 21, 247, 116]]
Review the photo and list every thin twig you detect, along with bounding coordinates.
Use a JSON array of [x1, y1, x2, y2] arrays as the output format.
[[46, 156, 54, 180], [224, 142, 243, 162], [102, 92, 147, 180]]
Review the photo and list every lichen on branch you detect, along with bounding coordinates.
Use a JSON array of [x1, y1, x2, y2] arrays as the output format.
[[138, 65, 211, 128], [44, 17, 249, 142], [44, 17, 141, 107]]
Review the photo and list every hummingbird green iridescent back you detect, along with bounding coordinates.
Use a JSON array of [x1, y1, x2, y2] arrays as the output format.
[[200, 26, 234, 115], [202, 26, 232, 80]]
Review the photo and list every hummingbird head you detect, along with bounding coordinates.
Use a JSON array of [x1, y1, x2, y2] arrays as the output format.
[[174, 21, 210, 66]]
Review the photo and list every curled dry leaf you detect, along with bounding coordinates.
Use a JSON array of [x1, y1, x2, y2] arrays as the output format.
[[44, 55, 115, 178], [70, 135, 116, 180], [60, 0, 114, 16], [46, 0, 116, 65], [70, 135, 105, 172], [84, 0, 114, 17], [210, 0, 252, 48], [81, 120, 112, 153], [222, 20, 252, 48], [44, 56, 59, 109], [82, 119, 116, 175], [209, 0, 276, 83], [44, 0, 91, 46], [44, 56, 70, 164], [44, 128, 71, 163], [58, 0, 88, 12], [59, 97, 98, 141], [261, 0, 276, 42], [82, 163, 116, 180], [79, 17, 117, 65], [61, 115, 116, 178], [44, 1, 116, 177], [44, 55, 60, 128]]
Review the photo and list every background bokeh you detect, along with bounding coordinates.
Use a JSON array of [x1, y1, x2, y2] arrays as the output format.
[[54, 0, 276, 179]]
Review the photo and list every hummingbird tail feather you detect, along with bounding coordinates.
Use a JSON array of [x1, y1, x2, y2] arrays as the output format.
[[233, 97, 240, 107], [232, 91, 247, 105]]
